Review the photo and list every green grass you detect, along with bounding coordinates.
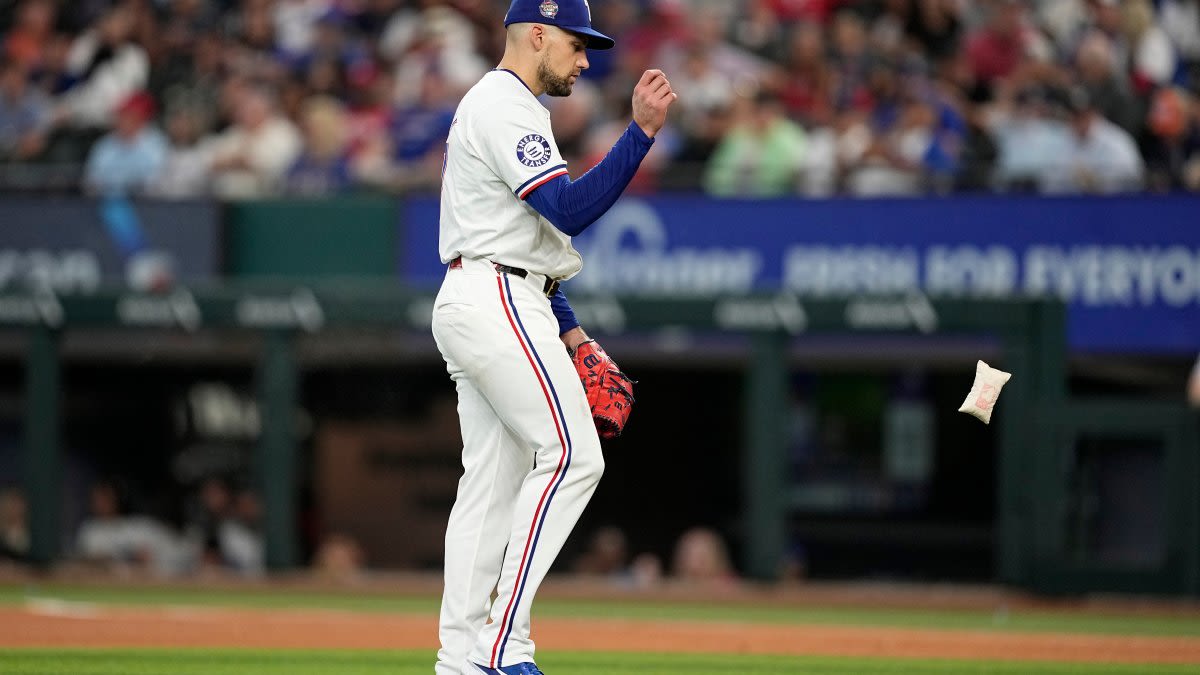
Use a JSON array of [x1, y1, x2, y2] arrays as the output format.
[[3, 584, 1200, 637], [0, 584, 440, 614], [0, 649, 1197, 675]]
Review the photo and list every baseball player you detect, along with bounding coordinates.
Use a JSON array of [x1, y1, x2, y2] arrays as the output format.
[[431, 1, 675, 674]]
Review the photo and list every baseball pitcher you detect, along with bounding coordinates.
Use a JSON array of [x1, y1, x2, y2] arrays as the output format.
[[431, 1, 675, 674]]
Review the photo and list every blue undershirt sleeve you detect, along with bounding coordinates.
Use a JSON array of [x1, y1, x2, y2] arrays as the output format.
[[549, 286, 580, 336], [524, 121, 654, 236]]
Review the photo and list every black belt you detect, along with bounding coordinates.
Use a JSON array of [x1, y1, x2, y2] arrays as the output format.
[[449, 257, 560, 297]]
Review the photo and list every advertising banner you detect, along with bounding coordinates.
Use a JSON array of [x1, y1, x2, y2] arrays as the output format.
[[0, 198, 220, 293], [402, 195, 1200, 353]]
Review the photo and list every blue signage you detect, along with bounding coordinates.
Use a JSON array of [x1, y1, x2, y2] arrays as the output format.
[[0, 197, 220, 293], [403, 195, 1200, 353]]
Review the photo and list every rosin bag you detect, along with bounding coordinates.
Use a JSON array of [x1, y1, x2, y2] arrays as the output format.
[[958, 360, 1012, 425]]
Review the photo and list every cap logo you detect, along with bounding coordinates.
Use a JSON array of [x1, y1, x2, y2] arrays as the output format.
[[539, 0, 558, 19]]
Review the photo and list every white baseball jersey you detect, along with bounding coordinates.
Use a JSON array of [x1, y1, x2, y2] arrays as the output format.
[[439, 69, 582, 280], [433, 67, 605, 675]]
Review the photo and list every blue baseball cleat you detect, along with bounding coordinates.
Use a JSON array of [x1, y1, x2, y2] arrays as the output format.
[[474, 663, 544, 675]]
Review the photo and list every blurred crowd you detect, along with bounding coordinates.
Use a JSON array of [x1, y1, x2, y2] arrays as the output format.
[[1, 0, 1198, 199], [572, 524, 746, 589], [0, 477, 264, 578]]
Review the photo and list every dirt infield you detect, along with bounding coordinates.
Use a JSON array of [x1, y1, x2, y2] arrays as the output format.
[[4, 603, 1200, 665]]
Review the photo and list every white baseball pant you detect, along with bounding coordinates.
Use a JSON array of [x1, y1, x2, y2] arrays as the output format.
[[432, 255, 604, 674]]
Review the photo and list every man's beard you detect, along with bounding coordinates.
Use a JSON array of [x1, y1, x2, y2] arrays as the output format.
[[537, 59, 573, 97]]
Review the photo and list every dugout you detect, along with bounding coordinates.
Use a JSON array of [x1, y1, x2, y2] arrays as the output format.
[[1, 285, 1197, 594]]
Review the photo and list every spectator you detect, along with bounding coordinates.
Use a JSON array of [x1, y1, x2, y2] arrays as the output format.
[[675, 43, 737, 137], [277, 74, 311, 126], [665, 44, 736, 187], [224, 487, 264, 576], [357, 67, 454, 193], [224, 0, 285, 84], [1187, 158, 1200, 192], [186, 476, 229, 570], [206, 85, 302, 198], [845, 103, 943, 196], [576, 0, 640, 83], [1074, 30, 1142, 134], [1161, 0, 1200, 71], [840, 60, 950, 196], [629, 552, 664, 589], [3, 0, 57, 71], [829, 9, 875, 112], [1144, 87, 1200, 191], [728, 0, 787, 62], [704, 89, 807, 197], [160, 0, 220, 42], [936, 49, 999, 191], [1120, 0, 1176, 91], [390, 68, 455, 168], [985, 84, 1071, 192], [55, 5, 149, 130], [573, 526, 663, 589], [622, 0, 689, 56], [797, 124, 839, 197], [1188, 354, 1200, 408], [313, 532, 365, 582], [383, 3, 487, 108], [779, 543, 809, 584], [1038, 0, 1091, 50], [671, 526, 736, 585], [573, 525, 630, 578], [303, 55, 347, 101], [0, 56, 52, 162], [1041, 87, 1144, 193], [74, 479, 181, 576], [295, 8, 369, 78], [660, 5, 771, 92], [0, 488, 29, 562], [775, 22, 833, 128], [343, 63, 393, 166], [902, 0, 964, 62], [0, 0, 1189, 197], [286, 10, 365, 103], [964, 0, 1039, 88], [126, 0, 164, 68], [28, 32, 78, 98], [1185, 102, 1200, 192], [273, 0, 331, 63], [761, 0, 839, 24], [82, 90, 167, 195], [184, 477, 263, 577], [285, 95, 353, 196], [147, 102, 214, 198], [147, 22, 194, 107], [154, 30, 224, 136]]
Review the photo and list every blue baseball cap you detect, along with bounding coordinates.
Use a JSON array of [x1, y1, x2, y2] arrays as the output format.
[[504, 0, 615, 50]]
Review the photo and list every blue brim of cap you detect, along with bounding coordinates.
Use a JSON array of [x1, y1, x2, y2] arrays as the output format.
[[562, 25, 615, 50]]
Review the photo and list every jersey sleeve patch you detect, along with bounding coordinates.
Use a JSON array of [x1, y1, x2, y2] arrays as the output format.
[[516, 134, 553, 168], [470, 95, 565, 195]]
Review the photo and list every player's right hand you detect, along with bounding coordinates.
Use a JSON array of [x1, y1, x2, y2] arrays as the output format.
[[632, 69, 677, 139]]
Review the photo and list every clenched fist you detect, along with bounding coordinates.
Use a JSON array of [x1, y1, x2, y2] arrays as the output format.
[[632, 69, 677, 139]]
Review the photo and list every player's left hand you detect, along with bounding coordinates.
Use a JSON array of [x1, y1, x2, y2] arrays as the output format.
[[571, 340, 635, 439], [632, 69, 677, 139]]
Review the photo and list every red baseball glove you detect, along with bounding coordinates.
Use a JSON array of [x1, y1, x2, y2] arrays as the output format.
[[571, 340, 635, 439]]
